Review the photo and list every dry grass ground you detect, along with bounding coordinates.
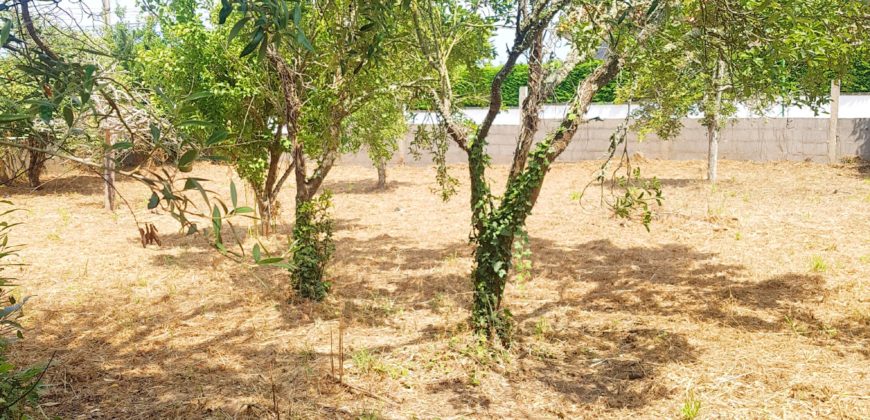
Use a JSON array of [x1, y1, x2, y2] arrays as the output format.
[[3, 159, 869, 419]]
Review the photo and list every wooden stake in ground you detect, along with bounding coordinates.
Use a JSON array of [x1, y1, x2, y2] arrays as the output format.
[[103, 129, 115, 211], [100, 0, 115, 211], [828, 79, 840, 164]]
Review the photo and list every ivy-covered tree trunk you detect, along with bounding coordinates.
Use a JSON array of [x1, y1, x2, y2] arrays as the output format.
[[467, 54, 621, 344], [288, 123, 339, 300]]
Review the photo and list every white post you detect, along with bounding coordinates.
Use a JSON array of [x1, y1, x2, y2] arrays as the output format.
[[827, 79, 840, 164], [519, 86, 528, 108]]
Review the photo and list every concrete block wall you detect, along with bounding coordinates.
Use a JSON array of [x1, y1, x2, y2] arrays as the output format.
[[340, 117, 870, 166]]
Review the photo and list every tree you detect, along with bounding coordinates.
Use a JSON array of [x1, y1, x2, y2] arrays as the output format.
[[134, 4, 290, 233], [624, 0, 868, 182], [218, 0, 424, 299], [0, 0, 274, 264], [410, 0, 670, 344]]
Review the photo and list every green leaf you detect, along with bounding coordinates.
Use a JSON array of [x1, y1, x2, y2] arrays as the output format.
[[206, 128, 228, 146], [257, 257, 284, 265], [293, 3, 301, 26], [228, 17, 251, 44], [296, 30, 313, 52], [150, 123, 161, 143], [0, 114, 29, 123], [240, 29, 264, 57], [184, 91, 212, 102], [187, 224, 198, 235], [232, 206, 254, 214], [147, 192, 159, 209], [252, 244, 261, 262], [0, 18, 11, 46], [112, 141, 133, 150], [178, 149, 198, 171], [62, 105, 74, 127], [178, 120, 212, 127], [218, 0, 233, 24], [38, 103, 53, 123], [230, 180, 238, 208]]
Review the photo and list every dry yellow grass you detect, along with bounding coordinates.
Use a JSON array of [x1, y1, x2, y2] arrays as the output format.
[[3, 158, 869, 419]]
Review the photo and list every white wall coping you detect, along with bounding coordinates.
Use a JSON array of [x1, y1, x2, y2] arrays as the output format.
[[410, 95, 870, 125]]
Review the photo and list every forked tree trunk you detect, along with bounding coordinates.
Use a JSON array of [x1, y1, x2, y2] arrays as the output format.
[[469, 54, 622, 344]]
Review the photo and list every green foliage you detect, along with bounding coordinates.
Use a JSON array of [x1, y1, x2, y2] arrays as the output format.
[[810, 255, 829, 273], [451, 61, 617, 108], [844, 60, 870, 93], [680, 389, 702, 420], [410, 124, 459, 201], [0, 202, 43, 417], [291, 193, 335, 301], [623, 0, 867, 139]]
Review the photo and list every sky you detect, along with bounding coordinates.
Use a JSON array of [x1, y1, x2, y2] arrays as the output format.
[[74, 0, 562, 64]]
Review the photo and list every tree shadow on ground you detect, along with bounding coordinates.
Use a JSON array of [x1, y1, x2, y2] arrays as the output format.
[[521, 237, 867, 353], [323, 178, 411, 195], [325, 233, 864, 412], [19, 228, 864, 418], [21, 173, 106, 196]]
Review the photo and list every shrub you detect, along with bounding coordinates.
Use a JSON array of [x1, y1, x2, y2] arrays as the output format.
[[0, 201, 44, 417], [290, 193, 335, 301]]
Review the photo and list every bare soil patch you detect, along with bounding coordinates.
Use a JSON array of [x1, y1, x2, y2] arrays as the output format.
[[4, 159, 869, 418]]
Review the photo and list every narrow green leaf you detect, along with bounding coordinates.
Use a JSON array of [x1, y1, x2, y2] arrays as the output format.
[[178, 149, 198, 171], [150, 123, 161, 143], [184, 91, 212, 102], [296, 30, 313, 51], [228, 17, 250, 44], [240, 30, 263, 57], [112, 141, 133, 150], [252, 244, 261, 262], [61, 105, 74, 127], [218, 0, 233, 24], [0, 114, 29, 123], [206, 128, 228, 146], [230, 181, 238, 208], [147, 192, 159, 209]]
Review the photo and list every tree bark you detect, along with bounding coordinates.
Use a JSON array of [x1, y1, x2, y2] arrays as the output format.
[[26, 134, 45, 189], [707, 122, 719, 182], [706, 59, 726, 183], [470, 54, 623, 344], [375, 160, 387, 189]]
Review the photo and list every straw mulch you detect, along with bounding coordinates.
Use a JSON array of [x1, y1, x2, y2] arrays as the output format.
[[5, 158, 869, 419]]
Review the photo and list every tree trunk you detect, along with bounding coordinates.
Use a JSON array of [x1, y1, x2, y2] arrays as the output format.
[[706, 59, 726, 183], [26, 134, 45, 189], [470, 218, 516, 344], [468, 55, 622, 345], [375, 160, 387, 189], [707, 122, 719, 182], [256, 192, 278, 235]]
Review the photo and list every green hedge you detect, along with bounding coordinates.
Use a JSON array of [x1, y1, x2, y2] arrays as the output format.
[[453, 60, 618, 107], [437, 59, 869, 111], [844, 60, 870, 93]]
